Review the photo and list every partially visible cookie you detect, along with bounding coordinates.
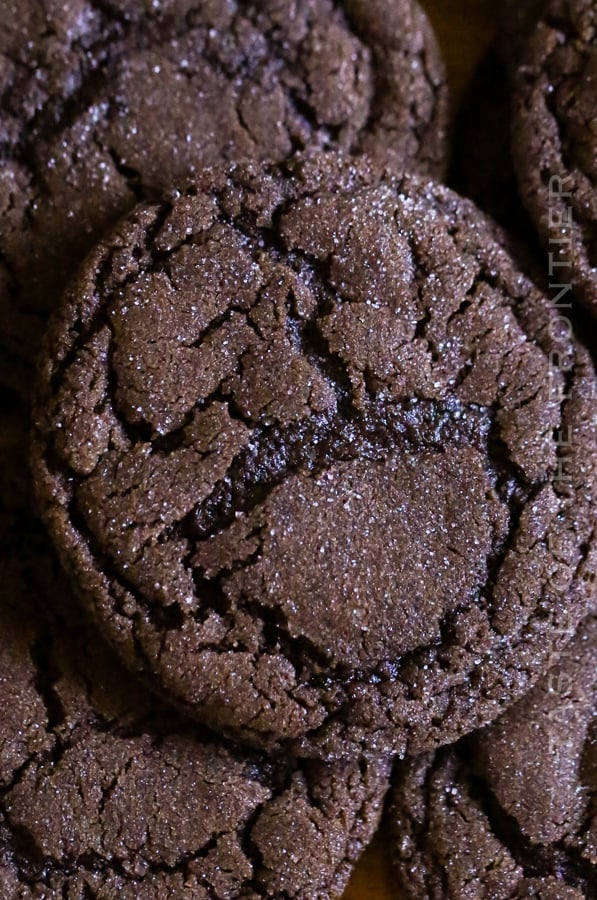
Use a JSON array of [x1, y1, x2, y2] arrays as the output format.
[[511, 0, 597, 317], [32, 157, 597, 760], [0, 0, 117, 145], [0, 0, 448, 401], [388, 615, 597, 899], [0, 485, 390, 898]]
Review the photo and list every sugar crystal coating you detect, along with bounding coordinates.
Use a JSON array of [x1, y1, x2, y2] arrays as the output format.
[[32, 158, 597, 759]]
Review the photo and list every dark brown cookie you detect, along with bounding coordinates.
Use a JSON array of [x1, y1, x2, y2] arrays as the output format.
[[388, 615, 597, 899], [0, 0, 116, 145], [0, 0, 448, 401], [0, 469, 390, 898], [510, 0, 597, 318], [32, 157, 597, 760]]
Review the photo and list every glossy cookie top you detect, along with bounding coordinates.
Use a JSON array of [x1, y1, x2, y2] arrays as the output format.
[[388, 615, 597, 899], [32, 157, 597, 759]]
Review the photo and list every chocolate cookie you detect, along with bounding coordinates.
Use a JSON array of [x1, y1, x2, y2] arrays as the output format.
[[0, 0, 116, 145], [32, 158, 597, 760], [0, 494, 390, 898], [510, 0, 597, 318], [388, 615, 597, 899], [0, 0, 448, 400]]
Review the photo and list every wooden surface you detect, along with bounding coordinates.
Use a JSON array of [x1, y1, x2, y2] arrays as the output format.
[[342, 2, 496, 897]]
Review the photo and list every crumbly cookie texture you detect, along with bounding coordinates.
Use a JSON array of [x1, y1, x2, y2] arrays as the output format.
[[0, 475, 390, 899], [0, 0, 112, 144], [0, 0, 448, 399], [32, 157, 597, 760], [511, 0, 597, 318], [388, 615, 597, 899]]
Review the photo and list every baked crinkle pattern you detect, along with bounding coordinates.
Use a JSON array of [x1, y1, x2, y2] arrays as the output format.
[[0, 506, 389, 899], [388, 615, 597, 899], [0, 0, 448, 399], [0, 0, 115, 145], [511, 0, 597, 317], [32, 159, 597, 760]]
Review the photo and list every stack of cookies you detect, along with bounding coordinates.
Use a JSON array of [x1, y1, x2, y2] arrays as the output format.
[[1, 2, 595, 898]]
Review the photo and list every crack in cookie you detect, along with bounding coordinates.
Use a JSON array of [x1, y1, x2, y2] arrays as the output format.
[[32, 159, 597, 759]]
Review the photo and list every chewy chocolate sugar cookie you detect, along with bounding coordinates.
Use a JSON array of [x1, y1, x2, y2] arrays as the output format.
[[32, 159, 597, 760], [0, 0, 448, 399], [511, 0, 597, 318], [388, 615, 597, 899], [0, 496, 389, 898], [0, 0, 116, 145]]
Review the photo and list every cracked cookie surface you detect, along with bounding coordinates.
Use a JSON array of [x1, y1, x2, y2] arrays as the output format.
[[0, 443, 390, 899], [32, 157, 597, 760], [0, 0, 448, 400], [388, 614, 597, 899], [511, 0, 597, 318]]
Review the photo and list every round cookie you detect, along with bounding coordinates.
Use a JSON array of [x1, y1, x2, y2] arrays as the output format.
[[0, 508, 390, 898], [511, 0, 597, 318], [388, 615, 597, 899], [32, 157, 597, 760], [0, 0, 448, 400]]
